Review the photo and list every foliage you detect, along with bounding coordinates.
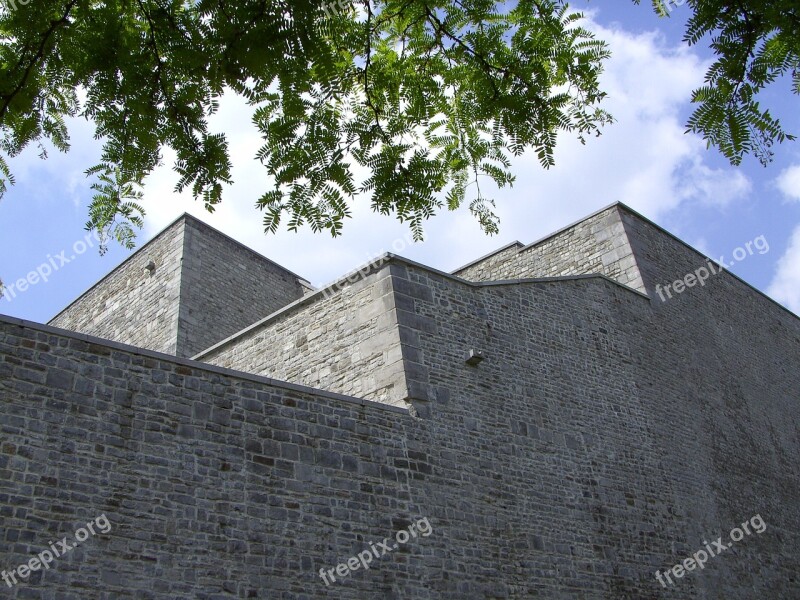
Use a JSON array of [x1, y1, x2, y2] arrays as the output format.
[[645, 0, 799, 165], [2, 0, 796, 246], [0, 0, 611, 242]]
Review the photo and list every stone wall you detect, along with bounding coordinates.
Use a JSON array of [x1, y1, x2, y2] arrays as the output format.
[[4, 253, 798, 598], [394, 241, 800, 597], [617, 208, 800, 592], [49, 215, 310, 359], [178, 216, 309, 357], [4, 205, 800, 599], [454, 205, 645, 292], [450, 241, 524, 281], [48, 218, 185, 355], [0, 315, 426, 599], [197, 263, 409, 408], [390, 266, 692, 598]]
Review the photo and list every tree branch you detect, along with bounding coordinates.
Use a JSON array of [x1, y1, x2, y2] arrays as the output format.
[[0, 0, 78, 125]]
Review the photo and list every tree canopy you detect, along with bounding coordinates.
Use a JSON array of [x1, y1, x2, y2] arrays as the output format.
[[645, 0, 799, 166], [0, 0, 797, 247]]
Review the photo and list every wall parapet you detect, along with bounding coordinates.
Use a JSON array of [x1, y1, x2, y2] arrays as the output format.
[[0, 313, 409, 414]]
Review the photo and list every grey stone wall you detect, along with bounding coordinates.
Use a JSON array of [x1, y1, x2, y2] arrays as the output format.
[[197, 265, 409, 408], [0, 316, 426, 600], [48, 218, 185, 355], [395, 265, 703, 596], [617, 207, 800, 591], [48, 215, 310, 359], [4, 259, 799, 598], [450, 241, 524, 281], [454, 205, 645, 292], [178, 216, 309, 357], [392, 244, 800, 597], [4, 205, 800, 599]]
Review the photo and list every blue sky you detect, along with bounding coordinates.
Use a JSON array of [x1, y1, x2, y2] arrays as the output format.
[[1, 2, 799, 324]]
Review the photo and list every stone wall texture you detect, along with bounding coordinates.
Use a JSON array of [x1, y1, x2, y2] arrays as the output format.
[[178, 217, 310, 358], [197, 264, 409, 408], [49, 215, 309, 359], [390, 252, 800, 598], [453, 205, 646, 292], [48, 218, 185, 356], [3, 203, 799, 599]]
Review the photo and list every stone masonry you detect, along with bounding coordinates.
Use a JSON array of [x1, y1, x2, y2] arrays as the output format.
[[50, 214, 312, 358], [196, 264, 409, 407], [1, 202, 799, 598], [453, 205, 646, 292]]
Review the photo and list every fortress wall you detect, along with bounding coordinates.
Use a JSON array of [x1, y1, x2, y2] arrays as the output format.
[[197, 266, 409, 407], [48, 219, 185, 355], [393, 264, 697, 597], [0, 316, 436, 599], [48, 216, 310, 360], [454, 206, 645, 292], [6, 301, 684, 600], [4, 207, 800, 599], [2, 252, 799, 600], [2, 281, 698, 600], [450, 242, 524, 281], [178, 217, 308, 358], [390, 260, 800, 597], [616, 209, 800, 592]]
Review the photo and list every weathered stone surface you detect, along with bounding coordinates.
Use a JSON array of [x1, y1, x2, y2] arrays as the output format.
[[48, 217, 186, 356], [198, 267, 409, 408], [453, 205, 646, 292], [2, 203, 799, 598], [49, 215, 311, 358]]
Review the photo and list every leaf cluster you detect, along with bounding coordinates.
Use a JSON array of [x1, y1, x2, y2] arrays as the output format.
[[644, 0, 799, 166], [0, 0, 612, 242]]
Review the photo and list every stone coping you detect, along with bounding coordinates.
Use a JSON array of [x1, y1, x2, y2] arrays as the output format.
[[0, 313, 409, 415]]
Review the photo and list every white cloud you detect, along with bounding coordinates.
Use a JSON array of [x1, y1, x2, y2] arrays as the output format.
[[776, 164, 800, 202], [134, 16, 752, 282], [2, 12, 756, 287], [676, 158, 752, 208], [451, 19, 752, 248], [767, 225, 800, 315]]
